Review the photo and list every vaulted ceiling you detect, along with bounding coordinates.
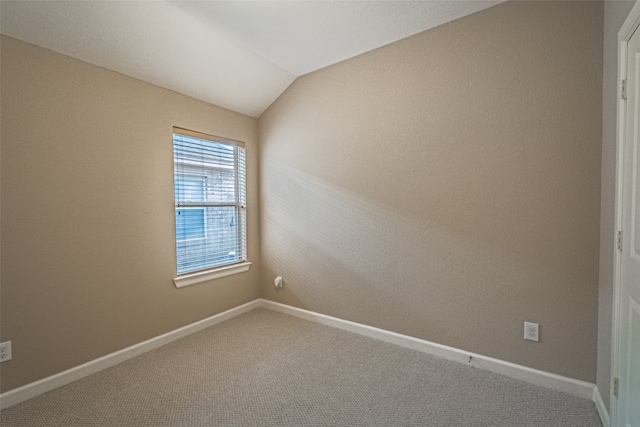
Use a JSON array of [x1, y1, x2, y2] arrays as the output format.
[[1, 1, 504, 117]]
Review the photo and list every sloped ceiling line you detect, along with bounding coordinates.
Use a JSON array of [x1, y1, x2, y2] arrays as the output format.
[[0, 0, 504, 117]]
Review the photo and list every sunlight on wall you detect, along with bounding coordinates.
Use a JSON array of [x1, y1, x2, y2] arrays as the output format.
[[261, 158, 569, 342]]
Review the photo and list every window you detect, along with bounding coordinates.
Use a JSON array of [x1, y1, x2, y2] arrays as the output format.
[[172, 128, 248, 285]]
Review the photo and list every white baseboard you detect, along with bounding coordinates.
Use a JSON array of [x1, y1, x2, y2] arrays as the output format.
[[0, 296, 606, 427], [0, 299, 261, 410], [259, 299, 597, 401], [593, 386, 610, 427]]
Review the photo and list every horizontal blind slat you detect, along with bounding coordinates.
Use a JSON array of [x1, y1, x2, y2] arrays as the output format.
[[173, 131, 247, 275]]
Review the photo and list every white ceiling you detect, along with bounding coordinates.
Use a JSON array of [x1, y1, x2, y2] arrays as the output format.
[[1, 1, 504, 118]]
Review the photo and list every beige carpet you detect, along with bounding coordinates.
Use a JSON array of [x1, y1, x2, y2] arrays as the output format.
[[1, 308, 602, 426]]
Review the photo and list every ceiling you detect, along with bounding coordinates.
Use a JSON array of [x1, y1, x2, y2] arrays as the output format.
[[1, 1, 504, 118]]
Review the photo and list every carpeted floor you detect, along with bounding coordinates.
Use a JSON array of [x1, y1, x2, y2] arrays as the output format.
[[1, 308, 602, 426]]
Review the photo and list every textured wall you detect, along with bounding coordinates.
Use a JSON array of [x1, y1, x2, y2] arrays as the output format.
[[259, 1, 603, 382], [0, 36, 261, 392], [598, 0, 637, 412]]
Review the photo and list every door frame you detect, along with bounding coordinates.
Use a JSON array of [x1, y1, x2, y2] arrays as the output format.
[[612, 2, 640, 425]]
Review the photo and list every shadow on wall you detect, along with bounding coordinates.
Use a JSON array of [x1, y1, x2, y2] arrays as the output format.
[[257, 0, 601, 382], [261, 157, 568, 343]]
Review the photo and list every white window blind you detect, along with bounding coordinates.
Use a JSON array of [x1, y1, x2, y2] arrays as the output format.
[[173, 128, 246, 275]]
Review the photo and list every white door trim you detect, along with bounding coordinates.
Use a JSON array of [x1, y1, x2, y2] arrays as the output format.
[[612, 2, 640, 426]]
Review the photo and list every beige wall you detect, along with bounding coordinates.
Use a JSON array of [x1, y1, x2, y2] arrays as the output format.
[[598, 0, 636, 412], [0, 36, 261, 393], [260, 0, 603, 382], [0, 0, 609, 396]]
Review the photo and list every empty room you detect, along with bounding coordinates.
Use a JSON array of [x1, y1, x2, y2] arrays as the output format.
[[1, 0, 639, 426]]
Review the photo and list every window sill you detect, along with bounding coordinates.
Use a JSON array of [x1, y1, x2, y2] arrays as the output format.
[[173, 261, 252, 288]]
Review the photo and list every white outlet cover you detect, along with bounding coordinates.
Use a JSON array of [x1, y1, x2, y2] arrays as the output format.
[[0, 341, 12, 362], [524, 322, 539, 342], [274, 276, 283, 288]]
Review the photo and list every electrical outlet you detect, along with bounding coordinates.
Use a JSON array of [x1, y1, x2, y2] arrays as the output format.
[[524, 322, 539, 342], [0, 341, 12, 362], [274, 276, 283, 288]]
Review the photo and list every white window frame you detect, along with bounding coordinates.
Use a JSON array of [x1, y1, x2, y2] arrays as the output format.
[[172, 127, 251, 288]]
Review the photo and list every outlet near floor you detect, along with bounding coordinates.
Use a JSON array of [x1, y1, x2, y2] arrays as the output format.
[[524, 322, 539, 342], [274, 276, 283, 288], [0, 341, 12, 362]]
